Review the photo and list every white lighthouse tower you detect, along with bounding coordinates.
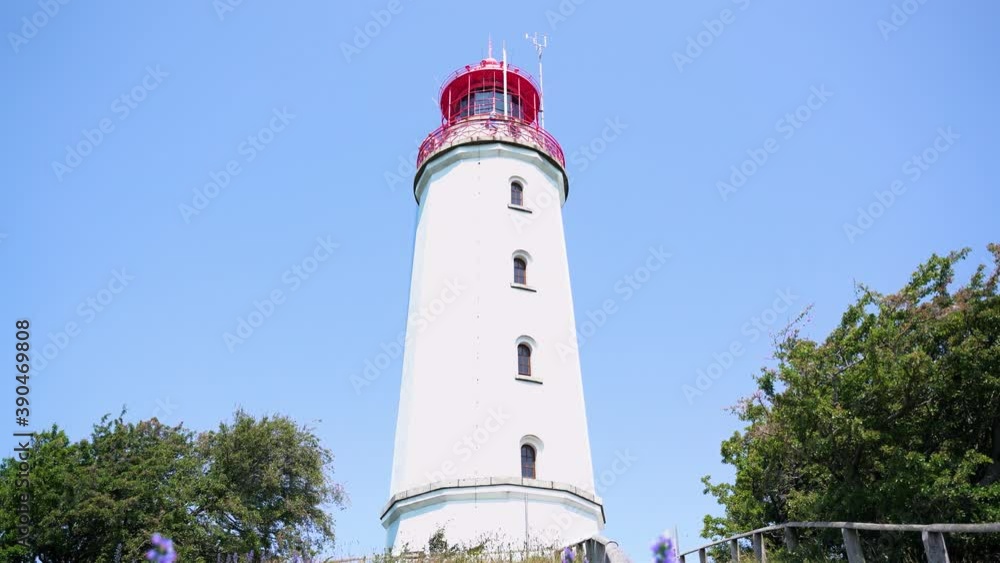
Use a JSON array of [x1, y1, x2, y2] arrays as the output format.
[[383, 44, 606, 552]]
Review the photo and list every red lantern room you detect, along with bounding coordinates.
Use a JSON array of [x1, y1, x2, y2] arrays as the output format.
[[438, 57, 541, 125], [415, 51, 566, 185]]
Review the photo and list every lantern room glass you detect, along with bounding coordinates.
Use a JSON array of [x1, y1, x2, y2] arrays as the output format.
[[456, 89, 523, 120]]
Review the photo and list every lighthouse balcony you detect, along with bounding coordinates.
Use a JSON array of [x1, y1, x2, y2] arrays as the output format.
[[416, 114, 566, 171], [381, 477, 605, 552]]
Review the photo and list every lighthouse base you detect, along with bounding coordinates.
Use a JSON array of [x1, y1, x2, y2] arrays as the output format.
[[381, 480, 605, 552]]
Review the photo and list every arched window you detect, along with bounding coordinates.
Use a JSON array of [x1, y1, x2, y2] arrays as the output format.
[[514, 257, 527, 285], [511, 182, 524, 206], [521, 444, 536, 479], [517, 344, 532, 376]]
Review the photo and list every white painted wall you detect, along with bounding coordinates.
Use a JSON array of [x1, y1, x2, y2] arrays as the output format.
[[385, 486, 603, 551], [386, 143, 601, 550]]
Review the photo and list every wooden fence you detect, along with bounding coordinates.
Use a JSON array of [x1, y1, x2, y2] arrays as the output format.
[[678, 521, 1000, 563]]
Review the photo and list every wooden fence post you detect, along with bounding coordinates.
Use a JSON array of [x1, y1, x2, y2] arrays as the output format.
[[783, 527, 798, 552], [921, 531, 950, 563], [698, 548, 707, 563], [752, 533, 767, 563], [842, 528, 866, 563], [729, 539, 740, 562]]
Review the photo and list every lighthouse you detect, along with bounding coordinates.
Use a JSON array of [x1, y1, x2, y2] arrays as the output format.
[[382, 43, 606, 552]]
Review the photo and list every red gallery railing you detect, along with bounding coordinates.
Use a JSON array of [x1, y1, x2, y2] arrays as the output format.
[[416, 114, 566, 170]]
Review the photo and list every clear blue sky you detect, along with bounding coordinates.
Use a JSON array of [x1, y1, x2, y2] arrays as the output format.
[[2, 0, 997, 558]]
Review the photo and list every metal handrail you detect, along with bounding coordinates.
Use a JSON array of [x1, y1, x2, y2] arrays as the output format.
[[679, 521, 1000, 563], [437, 63, 540, 100], [415, 114, 566, 171]]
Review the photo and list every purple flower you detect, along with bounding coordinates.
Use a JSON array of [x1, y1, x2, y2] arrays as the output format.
[[651, 535, 677, 563], [562, 546, 575, 563], [146, 533, 177, 563]]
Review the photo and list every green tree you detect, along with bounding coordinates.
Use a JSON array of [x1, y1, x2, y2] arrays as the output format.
[[0, 409, 347, 561], [0, 415, 208, 562], [0, 427, 75, 562], [701, 245, 1000, 561], [197, 409, 348, 556]]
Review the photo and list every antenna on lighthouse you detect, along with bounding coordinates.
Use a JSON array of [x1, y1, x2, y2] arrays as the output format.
[[502, 41, 510, 117], [525, 32, 549, 127]]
